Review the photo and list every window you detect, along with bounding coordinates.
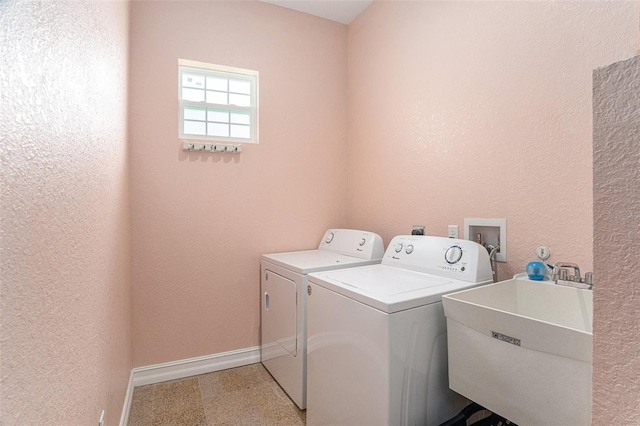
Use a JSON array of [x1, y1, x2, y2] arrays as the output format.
[[178, 59, 258, 143]]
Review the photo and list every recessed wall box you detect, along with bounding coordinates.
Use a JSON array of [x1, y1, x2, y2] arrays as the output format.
[[464, 218, 507, 262]]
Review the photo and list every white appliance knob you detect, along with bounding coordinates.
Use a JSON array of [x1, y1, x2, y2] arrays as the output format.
[[405, 244, 414, 254], [325, 232, 335, 243], [395, 243, 403, 253], [445, 245, 463, 264], [359, 238, 366, 246]]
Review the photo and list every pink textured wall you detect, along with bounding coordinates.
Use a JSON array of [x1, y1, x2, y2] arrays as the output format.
[[129, 1, 348, 366], [0, 1, 131, 425], [2, 2, 634, 423], [593, 55, 640, 423], [347, 1, 639, 281]]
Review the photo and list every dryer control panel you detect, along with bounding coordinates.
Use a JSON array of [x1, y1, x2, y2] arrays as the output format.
[[383, 235, 492, 283], [318, 229, 384, 260]]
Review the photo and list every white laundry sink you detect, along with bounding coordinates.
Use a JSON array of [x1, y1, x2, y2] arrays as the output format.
[[442, 278, 592, 426]]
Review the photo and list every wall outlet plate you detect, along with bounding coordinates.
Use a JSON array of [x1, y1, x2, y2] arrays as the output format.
[[448, 225, 459, 238], [536, 246, 550, 260], [411, 225, 425, 236]]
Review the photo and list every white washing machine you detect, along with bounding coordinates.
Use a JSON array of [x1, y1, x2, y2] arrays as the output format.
[[306, 235, 493, 426], [261, 229, 384, 409]]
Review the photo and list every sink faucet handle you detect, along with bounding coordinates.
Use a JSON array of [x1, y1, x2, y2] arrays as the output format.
[[557, 269, 568, 281], [584, 272, 594, 286]]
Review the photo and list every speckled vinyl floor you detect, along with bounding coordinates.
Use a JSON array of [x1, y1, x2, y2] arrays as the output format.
[[127, 363, 306, 425]]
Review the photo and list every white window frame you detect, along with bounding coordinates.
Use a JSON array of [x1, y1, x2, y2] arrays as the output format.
[[178, 59, 259, 144]]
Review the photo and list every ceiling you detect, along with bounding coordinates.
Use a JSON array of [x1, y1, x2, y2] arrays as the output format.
[[259, 0, 373, 25]]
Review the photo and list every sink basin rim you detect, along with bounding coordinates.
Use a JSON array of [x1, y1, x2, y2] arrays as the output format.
[[442, 278, 593, 363]]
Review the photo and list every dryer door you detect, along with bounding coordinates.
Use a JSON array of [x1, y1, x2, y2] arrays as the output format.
[[262, 269, 297, 358]]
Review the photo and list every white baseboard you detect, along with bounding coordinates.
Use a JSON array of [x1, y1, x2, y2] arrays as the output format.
[[132, 346, 261, 387], [119, 370, 135, 426], [119, 346, 261, 425]]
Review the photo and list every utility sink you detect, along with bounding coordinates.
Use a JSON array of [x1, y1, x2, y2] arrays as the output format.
[[442, 277, 592, 426]]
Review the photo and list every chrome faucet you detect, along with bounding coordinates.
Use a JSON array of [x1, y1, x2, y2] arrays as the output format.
[[552, 262, 593, 290]]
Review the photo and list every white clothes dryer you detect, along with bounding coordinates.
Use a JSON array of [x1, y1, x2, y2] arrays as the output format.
[[306, 235, 493, 426], [261, 229, 384, 409]]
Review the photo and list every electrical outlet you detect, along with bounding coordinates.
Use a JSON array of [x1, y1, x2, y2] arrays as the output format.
[[536, 246, 550, 261], [98, 410, 104, 426], [411, 225, 425, 236], [448, 225, 459, 239]]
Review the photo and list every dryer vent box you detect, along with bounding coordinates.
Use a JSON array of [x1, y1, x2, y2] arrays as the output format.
[[464, 218, 507, 263]]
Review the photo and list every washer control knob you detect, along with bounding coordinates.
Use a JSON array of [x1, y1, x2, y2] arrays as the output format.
[[405, 244, 414, 254], [325, 232, 335, 244], [395, 243, 403, 253], [445, 245, 463, 264], [359, 238, 366, 246]]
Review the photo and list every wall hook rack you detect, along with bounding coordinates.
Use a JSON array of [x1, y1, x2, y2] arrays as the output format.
[[181, 140, 242, 154]]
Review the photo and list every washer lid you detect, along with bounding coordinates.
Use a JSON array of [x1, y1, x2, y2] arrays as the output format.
[[309, 265, 487, 313], [262, 250, 380, 274]]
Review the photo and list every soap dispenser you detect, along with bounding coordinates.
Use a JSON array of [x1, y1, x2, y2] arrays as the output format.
[[526, 261, 547, 281]]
